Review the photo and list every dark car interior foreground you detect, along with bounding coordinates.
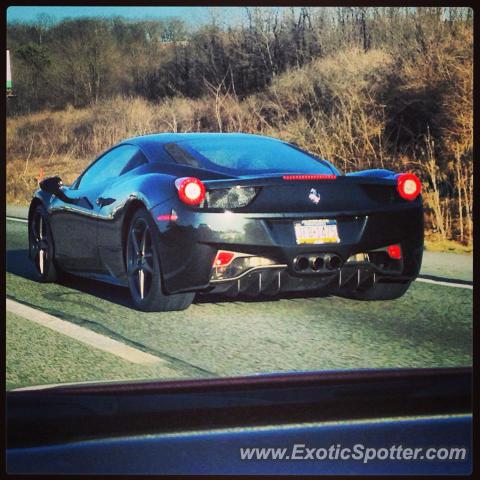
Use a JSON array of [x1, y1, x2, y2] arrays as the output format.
[[6, 367, 472, 475]]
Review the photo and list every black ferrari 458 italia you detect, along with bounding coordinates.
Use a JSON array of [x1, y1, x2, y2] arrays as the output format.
[[29, 133, 423, 311]]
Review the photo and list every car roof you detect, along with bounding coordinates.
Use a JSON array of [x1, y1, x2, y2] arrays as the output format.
[[118, 133, 286, 164], [120, 132, 283, 150]]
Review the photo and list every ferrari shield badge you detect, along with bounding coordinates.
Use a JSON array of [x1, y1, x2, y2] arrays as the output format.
[[309, 188, 321, 204]]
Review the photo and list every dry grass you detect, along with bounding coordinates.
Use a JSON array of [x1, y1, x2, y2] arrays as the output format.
[[424, 237, 473, 254], [6, 156, 91, 204]]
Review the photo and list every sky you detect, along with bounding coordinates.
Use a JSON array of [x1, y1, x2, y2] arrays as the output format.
[[6, 6, 250, 26]]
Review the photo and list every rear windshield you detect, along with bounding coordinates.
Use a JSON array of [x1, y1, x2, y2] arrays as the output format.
[[164, 137, 337, 175]]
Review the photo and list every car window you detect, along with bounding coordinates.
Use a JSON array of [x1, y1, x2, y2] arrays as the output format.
[[164, 143, 199, 168], [120, 148, 148, 175], [165, 138, 337, 175], [76, 145, 145, 189]]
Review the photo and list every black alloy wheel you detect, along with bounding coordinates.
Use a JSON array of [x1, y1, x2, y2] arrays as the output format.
[[127, 217, 154, 302], [126, 209, 195, 312], [29, 205, 58, 282]]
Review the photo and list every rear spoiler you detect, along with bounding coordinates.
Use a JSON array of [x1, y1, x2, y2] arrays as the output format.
[[346, 168, 397, 179]]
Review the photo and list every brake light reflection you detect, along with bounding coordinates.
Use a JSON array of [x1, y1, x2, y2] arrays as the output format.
[[156, 213, 178, 222]]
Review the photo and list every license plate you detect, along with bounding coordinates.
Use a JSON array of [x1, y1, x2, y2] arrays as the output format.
[[294, 219, 340, 245]]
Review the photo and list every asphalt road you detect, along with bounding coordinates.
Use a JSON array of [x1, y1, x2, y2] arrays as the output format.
[[6, 212, 473, 387]]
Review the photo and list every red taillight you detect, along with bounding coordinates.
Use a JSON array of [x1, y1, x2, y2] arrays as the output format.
[[397, 173, 421, 201], [386, 244, 402, 260], [175, 177, 206, 206], [283, 174, 337, 181], [213, 250, 235, 267]]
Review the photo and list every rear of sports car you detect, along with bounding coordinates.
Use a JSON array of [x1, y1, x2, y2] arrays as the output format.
[[151, 168, 423, 301]]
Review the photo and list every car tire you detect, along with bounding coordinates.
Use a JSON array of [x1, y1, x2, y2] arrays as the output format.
[[341, 281, 412, 301], [29, 204, 59, 283], [126, 208, 195, 312]]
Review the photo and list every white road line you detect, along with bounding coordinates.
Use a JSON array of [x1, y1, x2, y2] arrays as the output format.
[[6, 298, 167, 366], [6, 216, 28, 223], [415, 277, 473, 290]]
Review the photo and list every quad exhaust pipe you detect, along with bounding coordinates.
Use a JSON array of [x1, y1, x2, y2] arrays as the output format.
[[324, 254, 341, 270], [294, 254, 342, 273], [295, 256, 310, 271], [311, 256, 324, 271]]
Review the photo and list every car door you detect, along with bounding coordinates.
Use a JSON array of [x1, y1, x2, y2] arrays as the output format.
[[49, 145, 141, 274]]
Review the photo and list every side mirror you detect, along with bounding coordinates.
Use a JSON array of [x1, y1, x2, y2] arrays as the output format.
[[39, 176, 63, 195], [39, 176, 74, 204]]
